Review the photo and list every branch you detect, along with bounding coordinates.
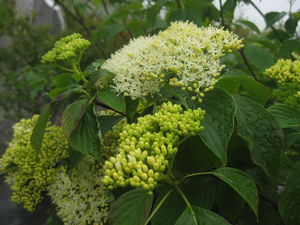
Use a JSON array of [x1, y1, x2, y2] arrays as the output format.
[[239, 49, 258, 81], [54, 0, 107, 57], [219, 0, 225, 27]]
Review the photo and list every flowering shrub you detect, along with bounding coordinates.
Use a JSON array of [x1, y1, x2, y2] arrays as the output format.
[[1, 3, 300, 224]]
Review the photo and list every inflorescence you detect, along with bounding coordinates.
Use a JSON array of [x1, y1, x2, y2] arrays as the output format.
[[0, 115, 69, 211], [102, 21, 243, 101], [41, 33, 91, 63], [48, 157, 109, 225], [265, 59, 300, 107], [102, 102, 205, 192]]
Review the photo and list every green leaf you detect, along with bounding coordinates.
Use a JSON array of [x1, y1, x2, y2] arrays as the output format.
[[237, 19, 260, 34], [110, 189, 153, 225], [30, 104, 51, 152], [216, 75, 272, 105], [181, 177, 216, 209], [53, 74, 76, 88], [67, 148, 85, 170], [285, 132, 300, 150], [212, 167, 259, 218], [69, 105, 102, 160], [268, 104, 300, 128], [285, 17, 298, 34], [125, 97, 139, 122], [152, 186, 185, 225], [235, 96, 283, 183], [174, 136, 220, 175], [98, 115, 123, 134], [200, 88, 236, 165], [278, 40, 297, 59], [167, 9, 202, 26], [223, 0, 237, 22], [244, 44, 274, 72], [175, 206, 232, 225], [265, 12, 286, 27], [216, 182, 245, 221], [279, 162, 300, 225], [61, 99, 89, 137], [98, 87, 126, 114]]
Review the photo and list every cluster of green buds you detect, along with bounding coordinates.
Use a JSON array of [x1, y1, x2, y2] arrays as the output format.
[[41, 33, 91, 63], [0, 115, 69, 211], [102, 102, 205, 192], [265, 59, 300, 107]]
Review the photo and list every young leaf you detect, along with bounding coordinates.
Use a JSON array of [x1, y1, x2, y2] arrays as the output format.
[[97, 87, 126, 114], [175, 206, 232, 225], [268, 104, 300, 128], [30, 104, 52, 152], [279, 162, 300, 225], [235, 96, 283, 183], [69, 105, 102, 160], [200, 88, 236, 165], [216, 75, 272, 105], [212, 167, 259, 218], [110, 189, 153, 225], [244, 44, 274, 72], [61, 99, 89, 137]]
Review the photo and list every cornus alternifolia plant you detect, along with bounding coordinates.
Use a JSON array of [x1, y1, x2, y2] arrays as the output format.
[[1, 16, 300, 225]]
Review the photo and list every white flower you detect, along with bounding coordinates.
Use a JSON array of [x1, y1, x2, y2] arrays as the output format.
[[102, 21, 243, 100]]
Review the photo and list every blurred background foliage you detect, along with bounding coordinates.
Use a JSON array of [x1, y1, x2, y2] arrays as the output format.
[[0, 0, 300, 224]]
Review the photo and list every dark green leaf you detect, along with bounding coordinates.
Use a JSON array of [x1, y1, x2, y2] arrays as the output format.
[[53, 74, 76, 88], [244, 44, 274, 72], [216, 75, 272, 105], [265, 12, 286, 27], [167, 9, 202, 26], [84, 59, 104, 74], [98, 115, 123, 134], [217, 182, 245, 221], [235, 96, 283, 183], [175, 206, 232, 225], [200, 88, 236, 165], [69, 105, 101, 160], [278, 40, 298, 59], [125, 97, 139, 122], [152, 187, 185, 225], [212, 167, 258, 217], [61, 99, 89, 137], [237, 19, 260, 34], [110, 189, 153, 225], [98, 87, 126, 114], [174, 136, 220, 175], [181, 177, 216, 209], [279, 162, 300, 225], [285, 17, 298, 34], [285, 132, 300, 150], [30, 104, 51, 152], [268, 104, 300, 128], [223, 0, 237, 22], [67, 148, 85, 170]]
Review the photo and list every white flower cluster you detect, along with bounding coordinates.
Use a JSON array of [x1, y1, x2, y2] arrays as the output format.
[[102, 21, 243, 100], [48, 157, 109, 225]]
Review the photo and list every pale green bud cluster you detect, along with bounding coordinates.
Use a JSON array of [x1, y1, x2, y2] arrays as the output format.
[[0, 115, 69, 211], [265, 59, 300, 84], [99, 110, 127, 158], [273, 83, 300, 108], [48, 157, 109, 225], [265, 59, 300, 107], [102, 21, 243, 100], [102, 102, 205, 191], [41, 33, 91, 63]]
